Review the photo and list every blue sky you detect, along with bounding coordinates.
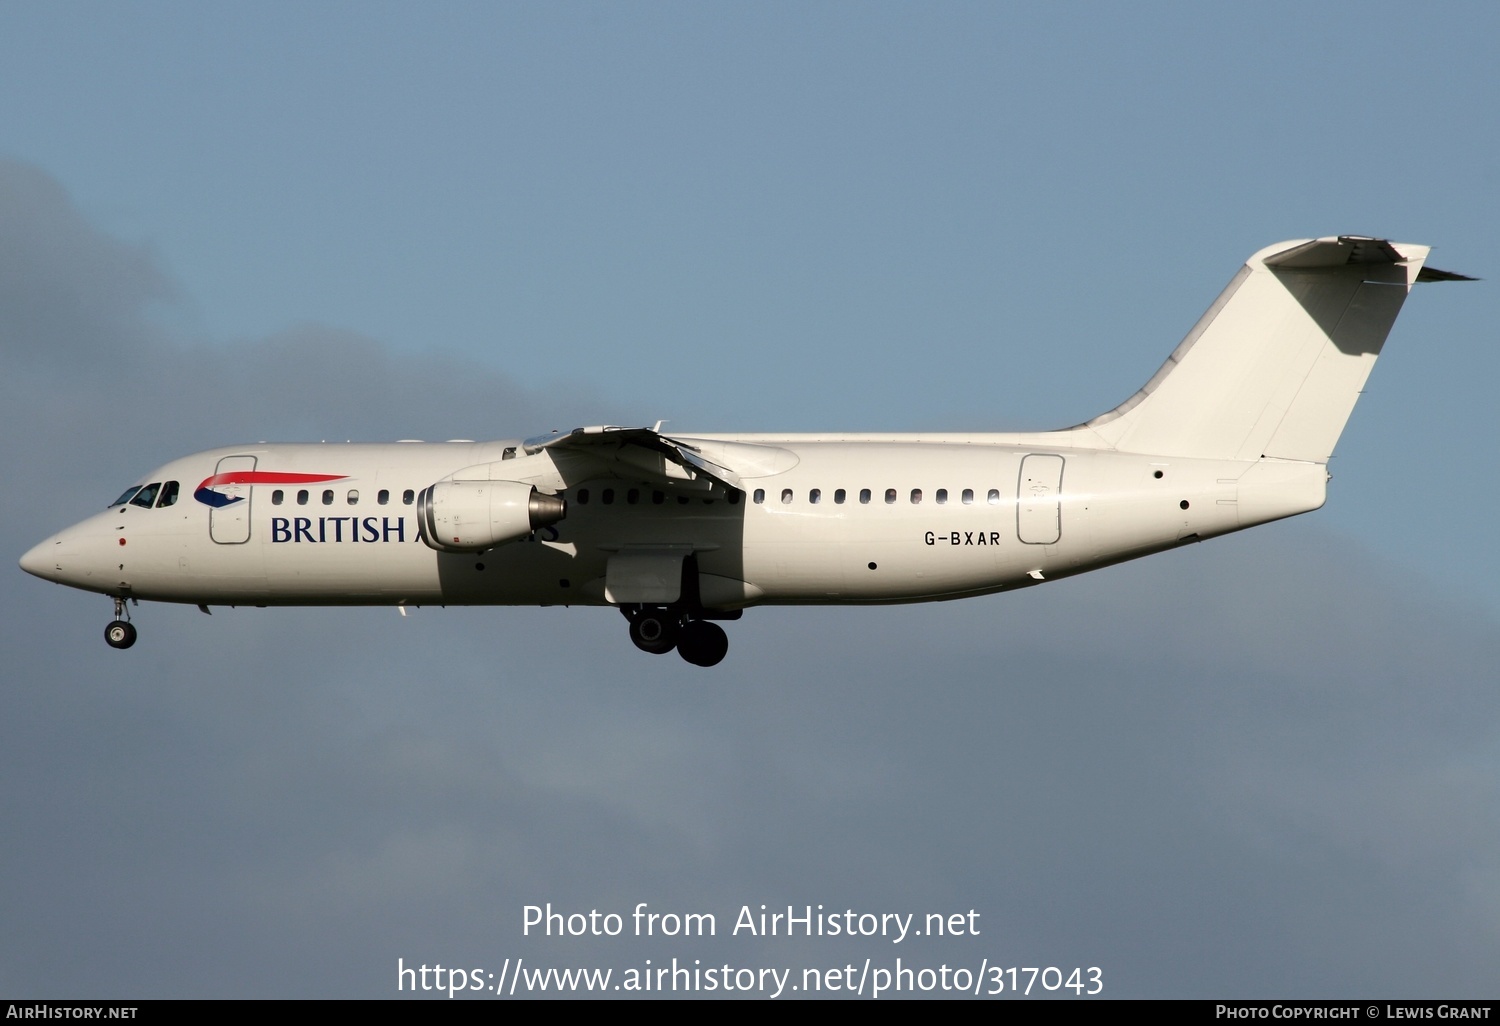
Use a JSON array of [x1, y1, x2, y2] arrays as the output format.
[[3, 2, 1497, 999]]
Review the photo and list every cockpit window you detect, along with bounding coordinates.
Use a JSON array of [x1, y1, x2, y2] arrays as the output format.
[[155, 481, 180, 508], [129, 483, 161, 509], [111, 486, 143, 508]]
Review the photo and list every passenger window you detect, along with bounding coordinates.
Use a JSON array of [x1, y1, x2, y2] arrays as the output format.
[[653, 490, 665, 505], [987, 488, 1000, 504], [860, 489, 871, 504], [272, 490, 284, 506], [781, 488, 793, 504], [297, 490, 309, 505], [834, 489, 846, 504], [885, 488, 897, 504], [602, 488, 615, 505], [753, 489, 765, 504], [130, 483, 161, 509], [322, 490, 334, 505], [403, 489, 415, 505], [910, 489, 922, 504], [727, 489, 741, 505], [378, 489, 390, 505], [810, 488, 821, 504], [935, 488, 947, 505], [111, 486, 142, 508], [627, 488, 640, 504], [577, 488, 590, 505], [156, 481, 180, 508], [347, 489, 359, 505], [962, 488, 974, 505]]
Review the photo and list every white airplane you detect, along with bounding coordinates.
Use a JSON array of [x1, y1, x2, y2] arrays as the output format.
[[20, 237, 1469, 666]]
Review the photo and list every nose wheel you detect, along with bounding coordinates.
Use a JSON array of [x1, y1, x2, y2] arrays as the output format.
[[104, 597, 137, 649], [105, 620, 137, 649]]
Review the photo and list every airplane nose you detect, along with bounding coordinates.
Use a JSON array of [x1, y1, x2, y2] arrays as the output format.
[[19, 537, 60, 581], [21, 518, 122, 593]]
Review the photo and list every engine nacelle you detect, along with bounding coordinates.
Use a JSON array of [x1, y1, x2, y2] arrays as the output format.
[[417, 480, 566, 553]]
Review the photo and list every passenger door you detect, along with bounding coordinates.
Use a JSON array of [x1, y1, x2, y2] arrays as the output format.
[[209, 455, 257, 544]]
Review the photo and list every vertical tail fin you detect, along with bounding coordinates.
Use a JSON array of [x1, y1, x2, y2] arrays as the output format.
[[1078, 237, 1466, 463]]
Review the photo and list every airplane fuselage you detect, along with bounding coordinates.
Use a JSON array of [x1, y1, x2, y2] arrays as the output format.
[[27, 436, 1323, 609]]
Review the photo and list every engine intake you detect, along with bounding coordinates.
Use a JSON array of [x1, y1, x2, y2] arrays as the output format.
[[417, 481, 566, 553]]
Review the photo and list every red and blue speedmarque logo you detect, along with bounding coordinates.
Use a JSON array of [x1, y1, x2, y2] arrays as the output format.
[[193, 472, 346, 508]]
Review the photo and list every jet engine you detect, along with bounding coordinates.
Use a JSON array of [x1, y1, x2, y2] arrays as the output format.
[[417, 480, 566, 553]]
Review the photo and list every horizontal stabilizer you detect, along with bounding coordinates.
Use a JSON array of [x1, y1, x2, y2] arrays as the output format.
[[1416, 265, 1477, 282], [1261, 235, 1406, 268]]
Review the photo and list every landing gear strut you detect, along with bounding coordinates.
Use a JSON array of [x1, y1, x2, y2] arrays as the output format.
[[105, 596, 136, 650], [622, 606, 731, 667]]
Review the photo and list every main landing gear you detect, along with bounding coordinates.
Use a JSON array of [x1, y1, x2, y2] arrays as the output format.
[[104, 596, 137, 650], [623, 606, 730, 667]]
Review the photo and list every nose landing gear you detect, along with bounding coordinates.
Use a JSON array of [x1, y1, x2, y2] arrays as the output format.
[[105, 596, 137, 650], [622, 606, 731, 667]]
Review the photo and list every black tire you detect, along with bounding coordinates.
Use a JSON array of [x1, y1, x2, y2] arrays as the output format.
[[104, 620, 137, 650], [677, 620, 728, 667], [629, 612, 679, 654]]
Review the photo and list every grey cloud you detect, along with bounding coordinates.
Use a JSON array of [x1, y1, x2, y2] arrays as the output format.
[[0, 157, 175, 370]]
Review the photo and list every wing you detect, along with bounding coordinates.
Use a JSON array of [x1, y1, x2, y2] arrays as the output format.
[[522, 426, 798, 491]]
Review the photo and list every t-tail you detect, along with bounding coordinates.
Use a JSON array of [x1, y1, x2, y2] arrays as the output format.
[[1067, 236, 1472, 463]]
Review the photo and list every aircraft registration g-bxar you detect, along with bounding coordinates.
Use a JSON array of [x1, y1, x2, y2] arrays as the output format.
[[20, 237, 1470, 666]]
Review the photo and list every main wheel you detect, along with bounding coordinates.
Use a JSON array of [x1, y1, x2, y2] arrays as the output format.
[[629, 611, 679, 654], [677, 620, 728, 667], [104, 620, 137, 650]]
